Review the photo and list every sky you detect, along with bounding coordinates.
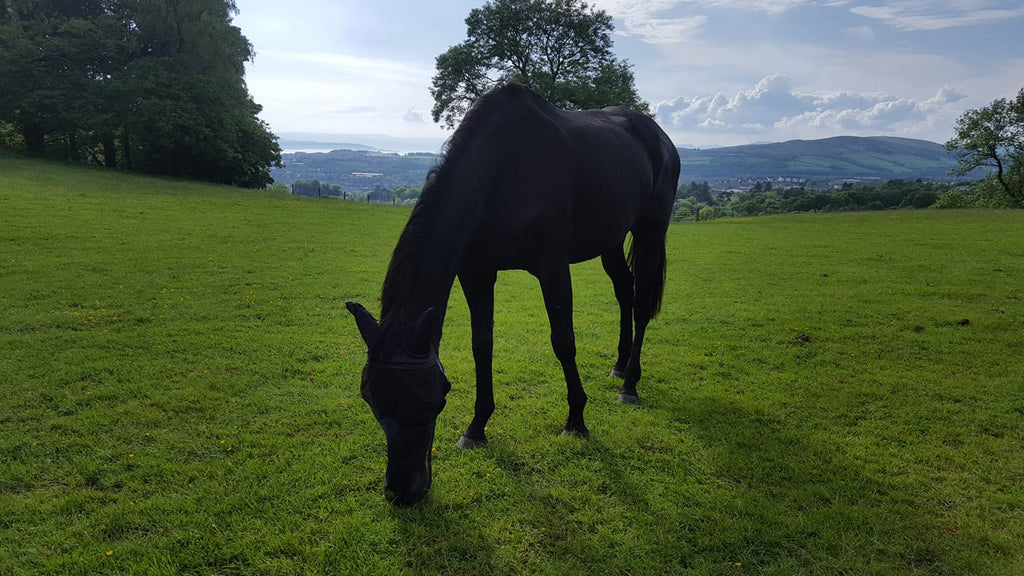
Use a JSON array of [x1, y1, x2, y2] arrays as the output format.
[[232, 0, 1024, 151]]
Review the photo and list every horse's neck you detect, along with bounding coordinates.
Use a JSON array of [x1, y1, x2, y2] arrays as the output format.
[[381, 171, 485, 328]]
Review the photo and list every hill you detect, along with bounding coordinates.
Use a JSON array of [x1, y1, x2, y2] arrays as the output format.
[[679, 136, 960, 182], [271, 136, 965, 191]]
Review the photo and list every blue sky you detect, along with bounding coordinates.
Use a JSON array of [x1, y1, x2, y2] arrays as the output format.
[[233, 0, 1024, 150]]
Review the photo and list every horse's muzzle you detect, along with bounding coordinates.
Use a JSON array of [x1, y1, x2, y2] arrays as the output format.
[[384, 454, 432, 506]]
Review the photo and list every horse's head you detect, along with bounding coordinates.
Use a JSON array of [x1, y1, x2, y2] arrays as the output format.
[[346, 302, 450, 505]]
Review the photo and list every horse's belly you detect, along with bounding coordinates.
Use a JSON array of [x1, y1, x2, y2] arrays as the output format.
[[466, 213, 626, 270]]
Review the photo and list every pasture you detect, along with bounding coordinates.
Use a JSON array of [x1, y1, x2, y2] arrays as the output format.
[[1, 154, 1023, 575]]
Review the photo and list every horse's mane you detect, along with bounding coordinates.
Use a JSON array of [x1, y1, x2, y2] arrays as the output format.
[[379, 82, 528, 321]]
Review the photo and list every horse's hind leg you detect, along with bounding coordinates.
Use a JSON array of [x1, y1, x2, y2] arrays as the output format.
[[618, 225, 668, 405], [601, 244, 633, 379]]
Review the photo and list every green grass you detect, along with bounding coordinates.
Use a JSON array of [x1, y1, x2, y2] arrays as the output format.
[[2, 154, 1023, 575]]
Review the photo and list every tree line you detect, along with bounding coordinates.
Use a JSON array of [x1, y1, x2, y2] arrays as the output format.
[[0, 0, 281, 188], [282, 175, 1005, 217], [287, 180, 424, 205], [673, 179, 970, 221]]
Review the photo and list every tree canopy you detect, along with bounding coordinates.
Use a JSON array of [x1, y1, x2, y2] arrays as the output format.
[[429, 0, 648, 129], [0, 0, 281, 188], [944, 89, 1024, 207]]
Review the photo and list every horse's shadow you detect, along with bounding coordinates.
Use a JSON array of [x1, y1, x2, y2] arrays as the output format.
[[387, 486, 499, 573], [386, 378, 928, 572]]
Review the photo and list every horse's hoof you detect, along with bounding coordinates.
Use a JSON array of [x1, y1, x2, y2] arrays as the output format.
[[616, 392, 640, 405], [456, 433, 487, 449], [561, 425, 590, 439], [610, 368, 625, 379]]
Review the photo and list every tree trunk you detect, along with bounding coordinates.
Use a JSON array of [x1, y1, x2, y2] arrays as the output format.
[[102, 133, 117, 168], [67, 132, 80, 162], [22, 124, 45, 155], [121, 130, 133, 170]]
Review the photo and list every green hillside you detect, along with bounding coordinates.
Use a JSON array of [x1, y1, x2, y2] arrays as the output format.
[[2, 155, 1023, 575], [271, 136, 964, 191], [679, 136, 961, 181]]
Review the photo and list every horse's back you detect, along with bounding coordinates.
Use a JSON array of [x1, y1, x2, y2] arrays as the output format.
[[458, 84, 678, 267]]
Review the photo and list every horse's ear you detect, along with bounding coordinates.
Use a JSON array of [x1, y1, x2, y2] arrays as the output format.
[[346, 301, 379, 346], [407, 307, 439, 355]]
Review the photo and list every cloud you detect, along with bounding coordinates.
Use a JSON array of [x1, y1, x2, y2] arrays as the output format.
[[849, 2, 1024, 31], [594, 0, 824, 44], [657, 74, 815, 132], [705, 0, 817, 13], [595, 0, 1024, 44], [242, 49, 444, 137], [655, 74, 968, 144], [622, 15, 708, 44], [593, 1, 706, 44], [925, 86, 968, 106], [402, 108, 426, 124], [845, 24, 875, 40], [264, 50, 432, 85]]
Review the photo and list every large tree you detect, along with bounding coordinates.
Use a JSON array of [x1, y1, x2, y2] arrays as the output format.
[[113, 0, 281, 187], [945, 89, 1024, 206], [0, 0, 281, 188], [0, 0, 125, 157], [430, 0, 648, 129]]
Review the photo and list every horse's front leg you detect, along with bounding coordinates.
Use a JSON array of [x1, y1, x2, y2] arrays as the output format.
[[532, 258, 589, 438], [456, 268, 497, 449]]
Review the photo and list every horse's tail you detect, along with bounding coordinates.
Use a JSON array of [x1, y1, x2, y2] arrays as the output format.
[[626, 231, 667, 320], [626, 112, 678, 322]]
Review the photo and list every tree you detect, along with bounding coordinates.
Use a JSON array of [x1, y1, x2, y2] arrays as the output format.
[[945, 89, 1024, 206], [393, 185, 423, 202], [112, 0, 281, 188], [430, 0, 648, 129], [292, 180, 322, 197], [367, 185, 394, 204], [0, 0, 126, 157], [0, 0, 281, 188], [676, 181, 713, 204]]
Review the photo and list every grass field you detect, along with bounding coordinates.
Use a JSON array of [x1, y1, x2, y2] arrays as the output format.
[[2, 154, 1023, 575]]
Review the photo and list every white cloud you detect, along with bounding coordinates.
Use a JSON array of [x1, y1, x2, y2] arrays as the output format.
[[623, 15, 708, 44], [598, 0, 1024, 45], [655, 75, 968, 145], [243, 50, 444, 137], [403, 108, 427, 124], [845, 24, 875, 39], [925, 86, 969, 107], [265, 50, 431, 85], [705, 0, 816, 13], [600, 0, 819, 14], [657, 74, 815, 131], [594, 0, 1024, 36], [592, 1, 707, 44], [594, 0, 828, 43], [849, 2, 1024, 31]]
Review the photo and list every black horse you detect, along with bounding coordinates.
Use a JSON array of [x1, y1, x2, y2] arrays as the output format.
[[346, 82, 680, 505]]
